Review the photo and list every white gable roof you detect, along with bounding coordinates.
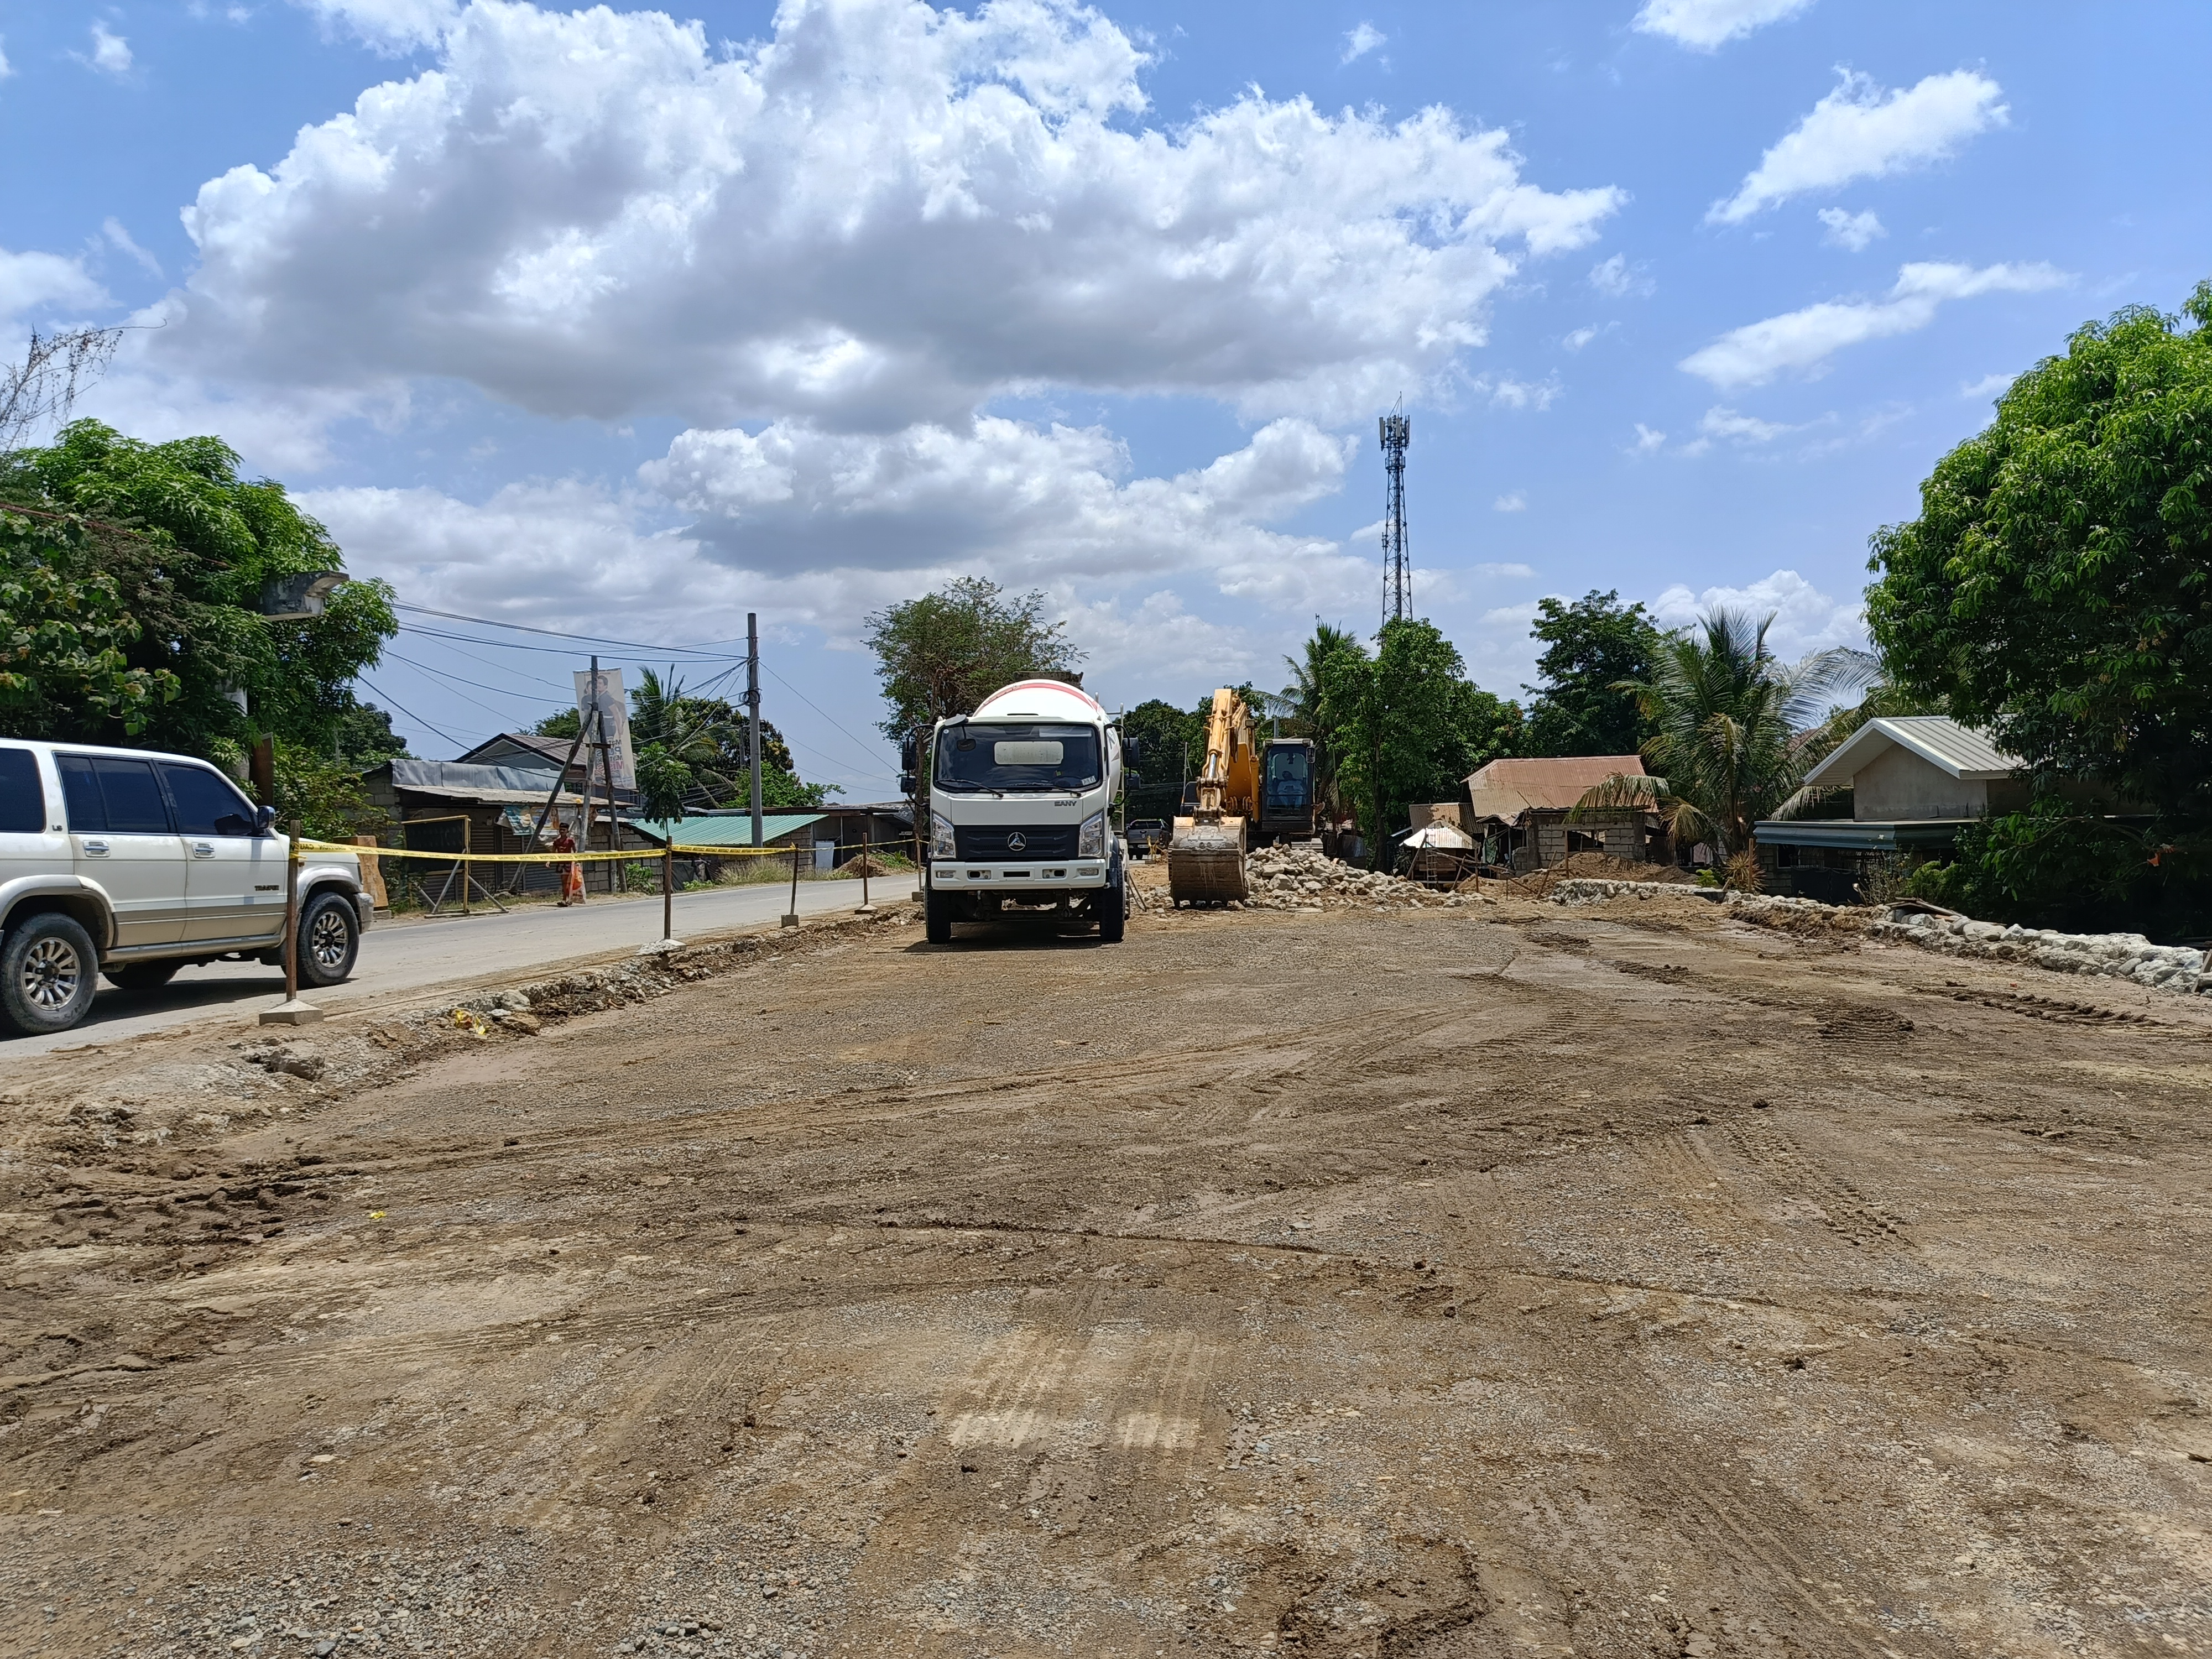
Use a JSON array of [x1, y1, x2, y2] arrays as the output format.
[[1803, 715, 2021, 789]]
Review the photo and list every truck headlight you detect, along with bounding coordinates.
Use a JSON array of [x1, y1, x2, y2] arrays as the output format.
[[930, 812, 957, 860], [1078, 811, 1105, 858]]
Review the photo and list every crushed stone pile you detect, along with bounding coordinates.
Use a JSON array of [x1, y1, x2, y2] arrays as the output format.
[[1549, 878, 2208, 998], [1869, 907, 2206, 994], [1240, 844, 1478, 911]]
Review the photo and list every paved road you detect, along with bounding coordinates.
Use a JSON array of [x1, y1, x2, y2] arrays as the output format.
[[0, 877, 895, 1060]]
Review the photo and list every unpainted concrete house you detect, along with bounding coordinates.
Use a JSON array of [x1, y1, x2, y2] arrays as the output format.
[[1754, 716, 2024, 904], [1461, 755, 1658, 872]]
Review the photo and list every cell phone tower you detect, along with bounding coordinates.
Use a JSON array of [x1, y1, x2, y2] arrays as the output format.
[[1379, 398, 1411, 623]]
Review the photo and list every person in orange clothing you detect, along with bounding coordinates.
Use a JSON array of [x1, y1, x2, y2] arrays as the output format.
[[554, 823, 586, 905]]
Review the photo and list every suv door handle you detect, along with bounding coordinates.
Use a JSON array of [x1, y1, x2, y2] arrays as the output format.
[[192, 842, 216, 857], [82, 839, 109, 855]]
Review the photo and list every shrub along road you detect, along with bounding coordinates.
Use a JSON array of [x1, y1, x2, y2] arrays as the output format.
[[1, 877, 2206, 1657]]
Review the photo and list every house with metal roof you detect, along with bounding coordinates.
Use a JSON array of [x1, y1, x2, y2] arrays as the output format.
[[1755, 716, 2026, 903]]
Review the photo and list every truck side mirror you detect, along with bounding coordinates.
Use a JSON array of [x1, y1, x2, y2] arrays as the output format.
[[255, 805, 278, 836], [899, 734, 917, 770], [1121, 734, 1141, 763], [898, 772, 917, 796]]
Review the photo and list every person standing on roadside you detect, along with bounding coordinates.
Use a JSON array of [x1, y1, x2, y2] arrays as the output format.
[[554, 822, 586, 906]]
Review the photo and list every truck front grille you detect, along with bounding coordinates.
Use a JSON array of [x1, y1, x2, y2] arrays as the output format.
[[953, 825, 1078, 860]]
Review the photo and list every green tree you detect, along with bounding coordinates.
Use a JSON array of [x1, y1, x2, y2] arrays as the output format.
[[862, 576, 1083, 740], [1522, 589, 1661, 757], [534, 677, 824, 811], [0, 507, 176, 734], [1319, 618, 1519, 865], [1866, 281, 2212, 817], [1120, 698, 1204, 790], [0, 420, 397, 760], [1595, 609, 1866, 858]]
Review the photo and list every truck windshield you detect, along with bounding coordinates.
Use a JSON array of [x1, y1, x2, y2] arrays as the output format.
[[936, 723, 1100, 792]]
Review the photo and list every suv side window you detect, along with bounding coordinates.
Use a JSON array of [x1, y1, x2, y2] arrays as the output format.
[[57, 754, 174, 834], [0, 747, 43, 833], [160, 763, 261, 837], [56, 755, 105, 832]]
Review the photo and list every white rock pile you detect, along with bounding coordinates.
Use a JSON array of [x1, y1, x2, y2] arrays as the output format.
[[1241, 844, 1470, 911], [1550, 877, 2208, 998], [1869, 908, 2206, 994]]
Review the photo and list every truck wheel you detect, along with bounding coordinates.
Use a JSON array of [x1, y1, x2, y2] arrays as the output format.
[[297, 890, 361, 987], [1, 912, 100, 1036], [924, 885, 956, 945], [1097, 868, 1126, 943], [106, 961, 182, 992]]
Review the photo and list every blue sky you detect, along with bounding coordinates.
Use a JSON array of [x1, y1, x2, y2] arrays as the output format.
[[4, 0, 2207, 797]]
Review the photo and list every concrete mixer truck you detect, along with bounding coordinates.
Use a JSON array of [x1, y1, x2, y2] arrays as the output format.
[[900, 680, 1129, 946]]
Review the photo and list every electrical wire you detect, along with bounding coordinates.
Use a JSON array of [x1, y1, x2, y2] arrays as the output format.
[[761, 662, 890, 776], [355, 675, 469, 750], [394, 602, 752, 655], [382, 647, 568, 713], [395, 627, 576, 696]]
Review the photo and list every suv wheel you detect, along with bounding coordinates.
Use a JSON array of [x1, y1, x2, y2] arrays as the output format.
[[298, 890, 361, 987], [2, 912, 101, 1037]]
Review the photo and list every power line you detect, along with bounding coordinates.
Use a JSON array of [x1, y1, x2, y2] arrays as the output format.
[[356, 674, 469, 750], [393, 602, 751, 656], [395, 627, 576, 696], [400, 621, 750, 663], [382, 647, 565, 713], [761, 662, 890, 776]]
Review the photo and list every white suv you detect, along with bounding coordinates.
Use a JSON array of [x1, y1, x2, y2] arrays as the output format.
[[0, 740, 371, 1037]]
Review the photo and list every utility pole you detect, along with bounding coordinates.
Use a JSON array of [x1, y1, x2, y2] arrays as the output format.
[[1380, 398, 1411, 624], [747, 612, 764, 849], [590, 654, 618, 895]]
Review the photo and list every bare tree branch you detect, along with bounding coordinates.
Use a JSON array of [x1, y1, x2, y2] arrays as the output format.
[[0, 326, 127, 457]]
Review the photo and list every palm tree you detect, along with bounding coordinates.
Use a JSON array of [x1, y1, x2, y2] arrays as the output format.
[[1575, 609, 1875, 859], [1279, 621, 1360, 816]]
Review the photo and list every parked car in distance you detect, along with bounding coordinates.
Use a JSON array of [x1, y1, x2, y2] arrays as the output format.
[[1124, 818, 1168, 858], [0, 740, 372, 1037]]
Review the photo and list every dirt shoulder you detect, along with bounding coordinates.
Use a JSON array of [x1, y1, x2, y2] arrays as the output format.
[[3, 888, 2209, 1658]]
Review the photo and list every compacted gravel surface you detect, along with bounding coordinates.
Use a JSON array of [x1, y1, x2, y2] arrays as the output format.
[[2, 872, 2209, 1658]]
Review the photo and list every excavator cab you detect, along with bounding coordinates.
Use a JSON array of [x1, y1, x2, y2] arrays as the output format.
[[1256, 738, 1316, 843]]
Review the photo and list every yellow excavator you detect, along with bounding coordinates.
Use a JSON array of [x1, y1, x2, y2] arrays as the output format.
[[1166, 688, 1258, 905]]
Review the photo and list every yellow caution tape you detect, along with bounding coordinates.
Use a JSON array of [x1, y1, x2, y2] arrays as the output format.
[[296, 837, 904, 862]]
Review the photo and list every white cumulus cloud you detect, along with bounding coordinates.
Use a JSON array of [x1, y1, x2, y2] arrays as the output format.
[[1687, 405, 1799, 449], [1628, 422, 1667, 455], [99, 218, 163, 278], [1492, 492, 1526, 513], [1342, 22, 1385, 64], [1632, 0, 1813, 51], [1816, 206, 1885, 252], [1678, 260, 2069, 388], [288, 0, 461, 51], [1710, 69, 2007, 225], [157, 0, 1622, 434], [1960, 370, 2016, 400], [0, 248, 109, 321], [1649, 568, 1865, 659]]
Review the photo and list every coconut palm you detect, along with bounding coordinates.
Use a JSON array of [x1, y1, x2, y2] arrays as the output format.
[[1279, 621, 1361, 816], [1575, 609, 1876, 858]]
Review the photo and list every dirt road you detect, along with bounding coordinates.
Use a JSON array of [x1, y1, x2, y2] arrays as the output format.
[[3, 881, 2209, 1658]]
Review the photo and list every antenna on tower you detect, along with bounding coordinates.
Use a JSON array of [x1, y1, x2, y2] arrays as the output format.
[[1379, 398, 1410, 624]]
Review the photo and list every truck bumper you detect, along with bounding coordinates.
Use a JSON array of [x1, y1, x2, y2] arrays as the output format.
[[931, 861, 1109, 891]]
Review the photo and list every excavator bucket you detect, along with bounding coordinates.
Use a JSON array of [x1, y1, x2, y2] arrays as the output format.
[[1167, 816, 1248, 904]]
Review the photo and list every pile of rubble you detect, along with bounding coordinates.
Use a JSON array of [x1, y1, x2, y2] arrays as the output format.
[[1240, 844, 1470, 911]]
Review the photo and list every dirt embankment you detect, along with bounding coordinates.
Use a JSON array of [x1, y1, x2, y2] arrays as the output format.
[[3, 888, 2210, 1658]]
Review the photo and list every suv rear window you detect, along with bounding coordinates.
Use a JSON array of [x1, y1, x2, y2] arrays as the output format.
[[57, 754, 175, 835], [160, 762, 261, 836], [0, 748, 43, 833]]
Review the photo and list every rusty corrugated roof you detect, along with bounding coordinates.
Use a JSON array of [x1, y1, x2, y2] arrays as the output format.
[[1463, 754, 1646, 823]]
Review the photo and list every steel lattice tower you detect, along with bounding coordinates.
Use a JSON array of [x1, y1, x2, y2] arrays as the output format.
[[1379, 401, 1410, 623]]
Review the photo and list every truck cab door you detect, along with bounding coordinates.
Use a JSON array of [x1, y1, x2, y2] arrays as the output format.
[[56, 754, 188, 950], [159, 761, 282, 945]]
